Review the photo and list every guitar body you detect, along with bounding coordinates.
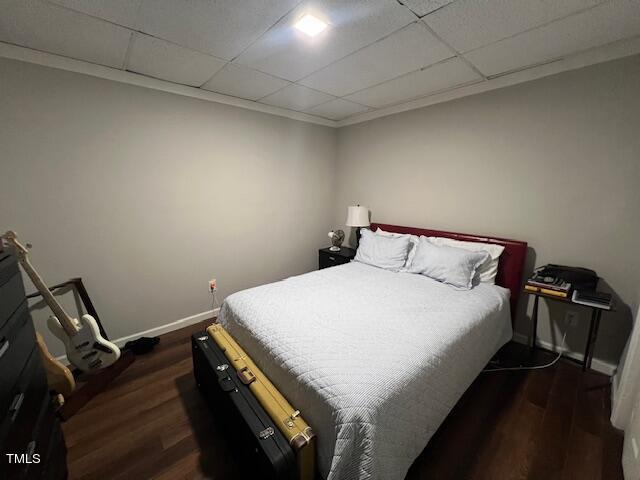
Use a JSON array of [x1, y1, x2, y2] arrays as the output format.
[[35, 332, 76, 399], [48, 314, 121, 372], [2, 230, 121, 374]]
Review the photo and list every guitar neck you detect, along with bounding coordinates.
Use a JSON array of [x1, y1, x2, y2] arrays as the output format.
[[18, 254, 78, 336]]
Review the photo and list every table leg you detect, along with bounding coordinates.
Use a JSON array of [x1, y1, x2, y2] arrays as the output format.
[[583, 309, 600, 371], [531, 295, 539, 351], [584, 309, 602, 371]]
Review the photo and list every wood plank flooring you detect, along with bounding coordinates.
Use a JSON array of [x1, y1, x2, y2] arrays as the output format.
[[62, 321, 624, 480]]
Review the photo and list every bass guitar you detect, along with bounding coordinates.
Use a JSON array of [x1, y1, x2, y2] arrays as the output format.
[[2, 231, 121, 373]]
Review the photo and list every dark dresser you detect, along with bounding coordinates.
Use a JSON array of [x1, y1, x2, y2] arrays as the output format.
[[0, 247, 67, 480]]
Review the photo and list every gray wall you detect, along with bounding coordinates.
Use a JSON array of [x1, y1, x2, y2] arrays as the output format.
[[0, 57, 337, 355], [334, 55, 640, 367], [2, 54, 639, 368]]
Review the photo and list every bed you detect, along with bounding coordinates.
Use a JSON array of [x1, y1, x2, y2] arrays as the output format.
[[218, 223, 527, 480]]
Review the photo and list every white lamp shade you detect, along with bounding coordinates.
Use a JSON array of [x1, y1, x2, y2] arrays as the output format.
[[345, 205, 370, 227]]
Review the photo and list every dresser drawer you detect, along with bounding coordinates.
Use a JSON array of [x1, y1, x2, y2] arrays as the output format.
[[0, 346, 48, 452], [0, 273, 26, 332], [18, 401, 58, 480], [2, 392, 57, 480], [0, 302, 37, 417]]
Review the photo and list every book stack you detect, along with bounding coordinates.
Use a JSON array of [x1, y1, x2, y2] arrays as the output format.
[[525, 276, 572, 298], [572, 290, 612, 310]]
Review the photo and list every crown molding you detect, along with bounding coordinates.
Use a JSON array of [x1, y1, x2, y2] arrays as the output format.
[[0, 42, 337, 128], [336, 35, 640, 127]]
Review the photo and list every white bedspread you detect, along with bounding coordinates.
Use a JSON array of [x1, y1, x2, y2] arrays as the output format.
[[219, 261, 512, 480]]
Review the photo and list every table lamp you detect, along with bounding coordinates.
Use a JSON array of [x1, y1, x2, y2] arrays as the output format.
[[345, 205, 370, 246]]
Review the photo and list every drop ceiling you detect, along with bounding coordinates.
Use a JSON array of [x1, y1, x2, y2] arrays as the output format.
[[1, 0, 639, 125]]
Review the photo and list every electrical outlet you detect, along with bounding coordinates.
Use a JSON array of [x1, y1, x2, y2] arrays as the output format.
[[208, 278, 217, 292], [564, 311, 578, 327]]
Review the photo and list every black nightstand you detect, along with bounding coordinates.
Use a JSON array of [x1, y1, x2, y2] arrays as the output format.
[[319, 247, 356, 269]]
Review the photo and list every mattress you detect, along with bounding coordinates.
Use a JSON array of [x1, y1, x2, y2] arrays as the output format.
[[219, 261, 512, 480]]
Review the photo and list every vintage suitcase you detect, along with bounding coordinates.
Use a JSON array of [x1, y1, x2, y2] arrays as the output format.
[[192, 332, 298, 480], [207, 324, 315, 480]]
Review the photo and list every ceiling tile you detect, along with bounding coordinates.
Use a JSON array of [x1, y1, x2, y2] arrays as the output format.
[[304, 98, 369, 120], [465, 0, 640, 76], [399, 0, 456, 17], [234, 0, 416, 81], [136, 0, 299, 60], [47, 0, 142, 29], [127, 33, 226, 87], [298, 22, 454, 96], [201, 63, 290, 101], [0, 0, 132, 68], [259, 84, 336, 111], [424, 0, 603, 53], [345, 57, 481, 108]]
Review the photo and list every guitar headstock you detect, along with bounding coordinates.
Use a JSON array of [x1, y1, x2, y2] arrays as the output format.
[[2, 231, 32, 257]]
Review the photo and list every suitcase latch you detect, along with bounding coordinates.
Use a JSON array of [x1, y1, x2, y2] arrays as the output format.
[[237, 367, 256, 385], [286, 410, 301, 428], [258, 427, 274, 440]]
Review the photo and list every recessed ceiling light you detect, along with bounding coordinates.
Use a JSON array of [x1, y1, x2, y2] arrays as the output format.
[[294, 14, 328, 37]]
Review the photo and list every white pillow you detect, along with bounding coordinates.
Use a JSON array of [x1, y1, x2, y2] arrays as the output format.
[[354, 229, 411, 271], [408, 237, 489, 290], [428, 237, 505, 284], [375, 228, 419, 271]]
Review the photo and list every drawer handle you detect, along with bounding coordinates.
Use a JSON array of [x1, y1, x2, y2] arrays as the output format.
[[25, 440, 36, 457], [329, 256, 336, 261], [9, 392, 25, 420], [0, 338, 9, 359]]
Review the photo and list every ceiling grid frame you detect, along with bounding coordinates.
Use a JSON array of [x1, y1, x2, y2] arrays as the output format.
[[0, 0, 638, 124]]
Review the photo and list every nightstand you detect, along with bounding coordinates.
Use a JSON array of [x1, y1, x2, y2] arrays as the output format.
[[318, 247, 356, 269]]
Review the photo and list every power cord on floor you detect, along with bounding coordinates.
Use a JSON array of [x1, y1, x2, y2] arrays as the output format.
[[482, 330, 568, 373]]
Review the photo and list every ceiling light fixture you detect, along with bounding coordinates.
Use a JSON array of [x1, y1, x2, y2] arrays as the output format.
[[294, 14, 328, 37]]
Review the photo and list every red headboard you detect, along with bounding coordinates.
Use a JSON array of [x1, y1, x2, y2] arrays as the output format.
[[370, 223, 528, 322]]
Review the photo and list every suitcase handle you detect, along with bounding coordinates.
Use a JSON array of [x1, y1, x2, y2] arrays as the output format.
[[237, 367, 256, 385], [0, 337, 9, 359], [9, 392, 24, 421]]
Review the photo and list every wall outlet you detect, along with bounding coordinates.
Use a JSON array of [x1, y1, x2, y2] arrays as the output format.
[[564, 311, 578, 327], [208, 278, 217, 292]]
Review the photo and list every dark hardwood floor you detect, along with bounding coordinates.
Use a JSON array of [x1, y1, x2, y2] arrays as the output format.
[[62, 321, 623, 480]]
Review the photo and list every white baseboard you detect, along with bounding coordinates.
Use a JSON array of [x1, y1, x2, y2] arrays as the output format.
[[55, 308, 219, 363], [512, 332, 617, 376], [111, 308, 219, 347]]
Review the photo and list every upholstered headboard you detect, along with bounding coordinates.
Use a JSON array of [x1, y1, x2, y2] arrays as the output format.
[[370, 223, 528, 322]]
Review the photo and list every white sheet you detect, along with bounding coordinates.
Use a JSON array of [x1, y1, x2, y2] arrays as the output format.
[[219, 261, 512, 480]]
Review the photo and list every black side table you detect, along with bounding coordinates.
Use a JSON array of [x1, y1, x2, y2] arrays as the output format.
[[318, 247, 356, 269], [524, 289, 611, 371]]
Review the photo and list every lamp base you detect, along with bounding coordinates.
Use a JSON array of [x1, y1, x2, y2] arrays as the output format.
[[329, 246, 341, 252]]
